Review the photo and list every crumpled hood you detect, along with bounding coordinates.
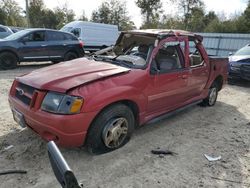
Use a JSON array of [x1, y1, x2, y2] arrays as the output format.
[[229, 55, 250, 62], [17, 58, 130, 92]]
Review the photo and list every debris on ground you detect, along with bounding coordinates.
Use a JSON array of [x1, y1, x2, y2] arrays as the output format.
[[204, 154, 221, 162], [3, 145, 14, 151], [0, 170, 27, 176], [151, 149, 177, 156]]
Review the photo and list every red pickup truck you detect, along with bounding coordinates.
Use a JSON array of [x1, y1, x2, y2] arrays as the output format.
[[9, 30, 228, 154]]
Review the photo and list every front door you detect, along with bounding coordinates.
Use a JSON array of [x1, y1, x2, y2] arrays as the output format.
[[146, 36, 190, 114], [187, 42, 210, 98], [18, 31, 49, 61]]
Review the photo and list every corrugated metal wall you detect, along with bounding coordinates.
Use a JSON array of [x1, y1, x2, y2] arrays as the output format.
[[196, 33, 250, 56]]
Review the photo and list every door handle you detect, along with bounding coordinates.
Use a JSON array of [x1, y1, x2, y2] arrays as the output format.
[[181, 75, 188, 79], [41, 44, 47, 47]]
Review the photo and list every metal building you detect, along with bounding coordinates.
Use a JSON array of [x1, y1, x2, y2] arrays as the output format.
[[196, 33, 250, 56]]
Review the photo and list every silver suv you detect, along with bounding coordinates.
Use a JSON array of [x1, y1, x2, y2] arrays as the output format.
[[0, 25, 13, 39]]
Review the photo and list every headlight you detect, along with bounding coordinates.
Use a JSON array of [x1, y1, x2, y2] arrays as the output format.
[[41, 92, 83, 114]]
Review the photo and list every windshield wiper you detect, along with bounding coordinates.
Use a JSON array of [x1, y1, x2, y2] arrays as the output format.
[[92, 55, 133, 68], [112, 60, 133, 68]]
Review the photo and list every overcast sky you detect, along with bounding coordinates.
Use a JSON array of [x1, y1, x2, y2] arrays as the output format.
[[16, 0, 248, 27]]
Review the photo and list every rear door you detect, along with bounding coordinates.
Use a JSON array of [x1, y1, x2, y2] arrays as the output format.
[[18, 30, 49, 60], [46, 31, 66, 59], [187, 41, 210, 98], [146, 36, 190, 114]]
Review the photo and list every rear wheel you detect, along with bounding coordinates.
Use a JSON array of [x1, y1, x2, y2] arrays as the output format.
[[64, 52, 78, 61], [202, 83, 218, 106], [0, 52, 18, 70], [86, 104, 135, 154]]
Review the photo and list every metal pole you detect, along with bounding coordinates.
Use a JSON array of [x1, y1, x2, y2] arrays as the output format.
[[25, 0, 30, 27]]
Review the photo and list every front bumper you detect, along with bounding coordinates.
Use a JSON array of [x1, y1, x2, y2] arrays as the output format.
[[9, 96, 98, 147], [229, 63, 250, 81]]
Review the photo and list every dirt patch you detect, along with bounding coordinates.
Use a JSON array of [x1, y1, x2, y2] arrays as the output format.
[[0, 64, 249, 188]]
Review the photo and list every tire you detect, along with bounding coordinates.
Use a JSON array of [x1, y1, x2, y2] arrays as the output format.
[[64, 52, 78, 61], [0, 52, 18, 70], [52, 61, 60, 64], [201, 83, 218, 107], [86, 104, 135, 154]]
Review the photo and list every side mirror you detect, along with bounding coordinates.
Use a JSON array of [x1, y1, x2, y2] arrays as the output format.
[[20, 36, 29, 43], [228, 52, 233, 56], [47, 141, 82, 188]]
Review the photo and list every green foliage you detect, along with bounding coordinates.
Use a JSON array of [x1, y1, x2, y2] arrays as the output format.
[[0, 0, 26, 26], [54, 4, 75, 29], [136, 0, 162, 29], [91, 0, 135, 31], [28, 0, 75, 29], [79, 11, 88, 21]]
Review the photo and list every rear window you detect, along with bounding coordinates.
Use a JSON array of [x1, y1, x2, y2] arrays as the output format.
[[47, 31, 65, 41], [235, 46, 250, 56]]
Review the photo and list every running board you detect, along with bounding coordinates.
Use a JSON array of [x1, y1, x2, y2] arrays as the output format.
[[146, 100, 203, 125]]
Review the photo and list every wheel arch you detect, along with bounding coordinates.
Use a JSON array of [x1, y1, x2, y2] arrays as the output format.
[[64, 49, 79, 58], [213, 75, 224, 91], [0, 50, 19, 62]]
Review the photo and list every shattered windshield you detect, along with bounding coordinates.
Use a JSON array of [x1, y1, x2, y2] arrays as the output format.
[[92, 44, 153, 69]]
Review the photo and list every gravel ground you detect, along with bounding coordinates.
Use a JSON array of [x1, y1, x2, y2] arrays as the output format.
[[0, 63, 249, 188]]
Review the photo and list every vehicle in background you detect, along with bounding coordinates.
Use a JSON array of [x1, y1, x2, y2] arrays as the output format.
[[0, 28, 84, 70], [61, 21, 119, 52], [9, 26, 25, 33], [229, 44, 250, 81], [9, 30, 228, 154], [0, 25, 13, 39]]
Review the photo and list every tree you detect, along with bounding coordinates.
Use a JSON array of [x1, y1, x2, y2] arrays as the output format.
[[136, 0, 162, 28], [91, 0, 135, 30], [29, 0, 46, 27], [54, 3, 75, 29], [0, 7, 7, 25], [173, 0, 204, 29], [188, 7, 205, 32], [159, 15, 185, 30], [0, 0, 26, 26], [79, 10, 88, 21], [203, 11, 218, 26], [29, 0, 75, 29]]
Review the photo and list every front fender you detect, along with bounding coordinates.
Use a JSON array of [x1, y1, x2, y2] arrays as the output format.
[[74, 86, 148, 114]]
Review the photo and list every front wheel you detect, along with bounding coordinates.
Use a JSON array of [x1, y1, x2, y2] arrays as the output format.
[[0, 52, 18, 70], [202, 83, 218, 106], [86, 104, 135, 154]]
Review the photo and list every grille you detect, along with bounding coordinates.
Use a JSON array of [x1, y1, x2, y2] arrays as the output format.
[[15, 82, 35, 106], [241, 65, 250, 80]]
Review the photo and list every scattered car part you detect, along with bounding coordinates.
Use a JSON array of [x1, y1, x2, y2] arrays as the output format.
[[204, 154, 221, 161], [0, 170, 27, 176], [47, 141, 82, 188], [151, 149, 177, 155]]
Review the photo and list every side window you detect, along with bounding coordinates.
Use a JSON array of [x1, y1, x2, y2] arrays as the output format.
[[64, 33, 77, 41], [154, 42, 184, 73], [189, 41, 204, 67], [0, 27, 6, 32], [71, 28, 81, 38], [26, 31, 45, 42], [47, 31, 65, 41]]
